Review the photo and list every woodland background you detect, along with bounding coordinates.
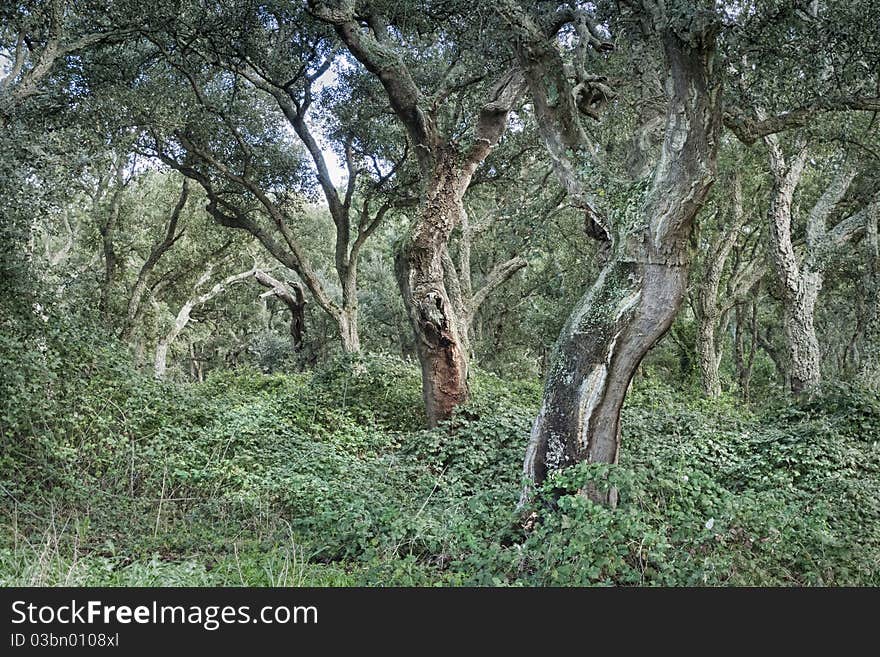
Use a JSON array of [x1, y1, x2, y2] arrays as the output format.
[[1, 0, 879, 585]]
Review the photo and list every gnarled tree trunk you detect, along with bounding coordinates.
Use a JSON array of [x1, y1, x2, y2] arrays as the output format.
[[254, 269, 307, 352], [121, 179, 188, 341], [313, 3, 525, 425], [396, 156, 471, 426], [521, 25, 722, 505], [764, 138, 863, 395]]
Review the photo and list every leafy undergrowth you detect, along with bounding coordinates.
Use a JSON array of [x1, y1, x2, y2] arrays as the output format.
[[2, 316, 879, 586]]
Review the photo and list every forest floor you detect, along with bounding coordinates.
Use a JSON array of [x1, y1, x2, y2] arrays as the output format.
[[2, 345, 879, 586]]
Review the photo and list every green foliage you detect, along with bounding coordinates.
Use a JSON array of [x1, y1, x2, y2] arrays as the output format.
[[2, 325, 878, 586]]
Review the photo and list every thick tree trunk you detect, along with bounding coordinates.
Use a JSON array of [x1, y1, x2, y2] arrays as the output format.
[[395, 181, 470, 426], [697, 308, 722, 397], [522, 25, 721, 505], [764, 141, 861, 395], [524, 260, 689, 505], [311, 8, 523, 422], [783, 269, 823, 394]]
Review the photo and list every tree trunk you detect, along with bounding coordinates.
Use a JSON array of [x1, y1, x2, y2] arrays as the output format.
[[524, 260, 689, 505], [734, 300, 758, 403], [396, 175, 470, 426], [154, 340, 171, 379], [98, 179, 123, 316], [694, 171, 749, 398], [338, 308, 360, 354], [310, 9, 524, 423], [697, 308, 722, 397], [155, 264, 255, 379], [121, 180, 188, 341], [254, 269, 308, 352], [784, 269, 823, 394], [858, 214, 880, 388], [757, 329, 790, 389], [522, 25, 721, 505]]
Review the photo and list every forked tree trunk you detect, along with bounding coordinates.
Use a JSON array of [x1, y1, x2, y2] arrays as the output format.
[[313, 5, 524, 424], [522, 26, 721, 505], [694, 173, 750, 398], [121, 180, 188, 341], [764, 141, 862, 395], [155, 264, 255, 378]]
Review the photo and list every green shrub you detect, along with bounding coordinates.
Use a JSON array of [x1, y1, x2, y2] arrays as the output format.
[[2, 321, 878, 586]]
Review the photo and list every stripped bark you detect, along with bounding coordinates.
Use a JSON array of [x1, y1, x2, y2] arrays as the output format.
[[313, 3, 526, 425]]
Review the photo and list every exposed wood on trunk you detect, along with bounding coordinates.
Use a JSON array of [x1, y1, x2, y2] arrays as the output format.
[[313, 4, 526, 425]]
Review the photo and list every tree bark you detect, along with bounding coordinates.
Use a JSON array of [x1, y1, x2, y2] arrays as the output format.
[[858, 207, 880, 388], [697, 311, 722, 397], [783, 270, 823, 394], [522, 24, 722, 505], [734, 299, 759, 403], [395, 162, 471, 426], [155, 264, 256, 378], [312, 4, 524, 425], [121, 179, 188, 341], [98, 161, 125, 316], [763, 138, 863, 394], [254, 269, 307, 352], [694, 173, 753, 397]]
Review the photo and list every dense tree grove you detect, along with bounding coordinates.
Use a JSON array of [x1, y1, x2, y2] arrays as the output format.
[[2, 1, 879, 586]]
